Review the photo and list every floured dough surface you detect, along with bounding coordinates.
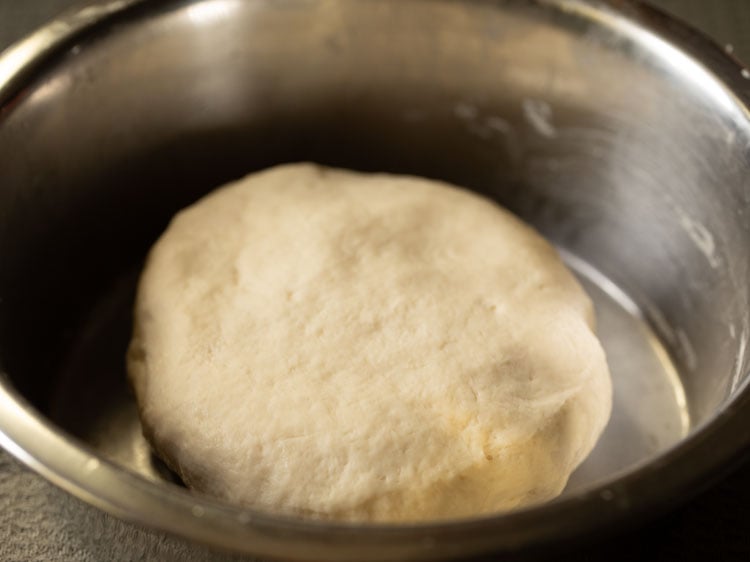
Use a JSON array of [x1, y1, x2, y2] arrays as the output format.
[[128, 163, 611, 522]]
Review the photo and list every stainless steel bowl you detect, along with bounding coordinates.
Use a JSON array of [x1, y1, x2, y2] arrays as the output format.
[[1, 0, 749, 560]]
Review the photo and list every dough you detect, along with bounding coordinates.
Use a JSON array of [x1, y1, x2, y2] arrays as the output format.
[[127, 163, 611, 522]]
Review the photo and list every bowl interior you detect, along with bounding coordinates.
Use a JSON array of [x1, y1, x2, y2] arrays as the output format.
[[0, 0, 749, 539]]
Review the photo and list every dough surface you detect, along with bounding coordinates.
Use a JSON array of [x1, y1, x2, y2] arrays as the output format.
[[128, 163, 611, 522]]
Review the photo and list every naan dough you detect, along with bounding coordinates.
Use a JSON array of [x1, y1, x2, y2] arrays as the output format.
[[128, 163, 611, 522]]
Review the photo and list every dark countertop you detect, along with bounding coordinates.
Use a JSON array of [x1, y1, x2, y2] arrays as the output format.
[[1, 1, 749, 561]]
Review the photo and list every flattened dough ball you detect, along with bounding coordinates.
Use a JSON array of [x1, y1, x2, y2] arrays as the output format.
[[128, 163, 612, 522]]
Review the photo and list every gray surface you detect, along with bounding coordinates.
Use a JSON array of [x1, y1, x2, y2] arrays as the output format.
[[3, 451, 749, 562], [1, 0, 749, 561], [655, 0, 750, 62], [0, 452, 249, 562]]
